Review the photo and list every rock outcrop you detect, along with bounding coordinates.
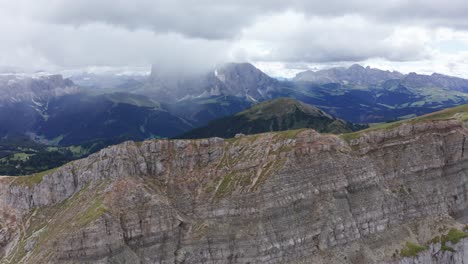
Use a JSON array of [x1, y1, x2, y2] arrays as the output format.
[[0, 119, 467, 263]]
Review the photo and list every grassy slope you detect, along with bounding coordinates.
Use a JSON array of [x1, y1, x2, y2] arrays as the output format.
[[341, 104, 468, 142], [179, 98, 365, 139]]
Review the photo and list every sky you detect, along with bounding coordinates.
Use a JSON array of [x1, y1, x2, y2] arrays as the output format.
[[1, 0, 468, 78]]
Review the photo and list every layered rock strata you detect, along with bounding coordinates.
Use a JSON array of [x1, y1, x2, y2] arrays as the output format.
[[0, 119, 467, 263]]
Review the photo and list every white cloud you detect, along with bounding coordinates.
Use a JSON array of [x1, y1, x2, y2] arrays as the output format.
[[232, 13, 430, 62], [0, 0, 468, 78]]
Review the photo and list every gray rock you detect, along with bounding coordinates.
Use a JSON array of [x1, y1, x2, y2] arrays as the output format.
[[0, 120, 467, 263]]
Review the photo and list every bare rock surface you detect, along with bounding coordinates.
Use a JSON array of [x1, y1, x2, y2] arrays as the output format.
[[0, 119, 467, 263]]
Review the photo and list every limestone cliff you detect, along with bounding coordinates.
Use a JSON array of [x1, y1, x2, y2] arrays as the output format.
[[0, 117, 467, 263]]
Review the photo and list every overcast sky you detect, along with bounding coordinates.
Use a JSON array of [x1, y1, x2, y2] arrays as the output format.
[[1, 0, 468, 78]]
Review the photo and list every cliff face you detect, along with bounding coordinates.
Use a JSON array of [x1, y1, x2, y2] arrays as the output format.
[[0, 119, 467, 263]]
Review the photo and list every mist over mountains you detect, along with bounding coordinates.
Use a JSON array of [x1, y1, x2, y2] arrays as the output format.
[[137, 62, 283, 102], [3, 62, 468, 139]]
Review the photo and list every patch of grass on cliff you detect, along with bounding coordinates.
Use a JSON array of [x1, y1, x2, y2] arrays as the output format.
[[239, 174, 253, 186], [441, 244, 456, 252], [400, 241, 428, 257], [441, 228, 468, 245], [426, 228, 468, 252], [215, 173, 234, 199], [134, 140, 145, 148], [275, 128, 307, 139], [13, 167, 58, 187], [75, 197, 108, 227], [7, 236, 29, 263], [213, 171, 257, 199], [252, 159, 286, 191]]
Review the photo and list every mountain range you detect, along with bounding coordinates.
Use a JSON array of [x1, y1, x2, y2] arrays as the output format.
[[293, 64, 468, 92], [3, 63, 468, 174], [294, 64, 405, 85]]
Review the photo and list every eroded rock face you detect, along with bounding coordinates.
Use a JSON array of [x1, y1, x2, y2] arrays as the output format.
[[396, 238, 468, 264], [0, 120, 467, 263]]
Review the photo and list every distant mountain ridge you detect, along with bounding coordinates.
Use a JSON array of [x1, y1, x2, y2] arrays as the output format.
[[401, 72, 468, 92], [293, 64, 404, 86], [293, 64, 468, 92], [179, 98, 365, 139]]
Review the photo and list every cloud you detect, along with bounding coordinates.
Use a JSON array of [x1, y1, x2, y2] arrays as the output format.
[[29, 0, 275, 40], [0, 0, 468, 77], [29, 23, 230, 74], [0, 9, 229, 73], [28, 0, 468, 39], [231, 13, 431, 63]]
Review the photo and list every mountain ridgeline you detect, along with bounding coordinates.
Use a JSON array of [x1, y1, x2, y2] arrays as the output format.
[[293, 64, 405, 85], [179, 98, 366, 139], [3, 63, 468, 174], [293, 63, 468, 91]]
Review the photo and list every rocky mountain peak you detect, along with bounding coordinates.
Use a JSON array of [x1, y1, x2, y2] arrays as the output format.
[[146, 62, 281, 102]]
